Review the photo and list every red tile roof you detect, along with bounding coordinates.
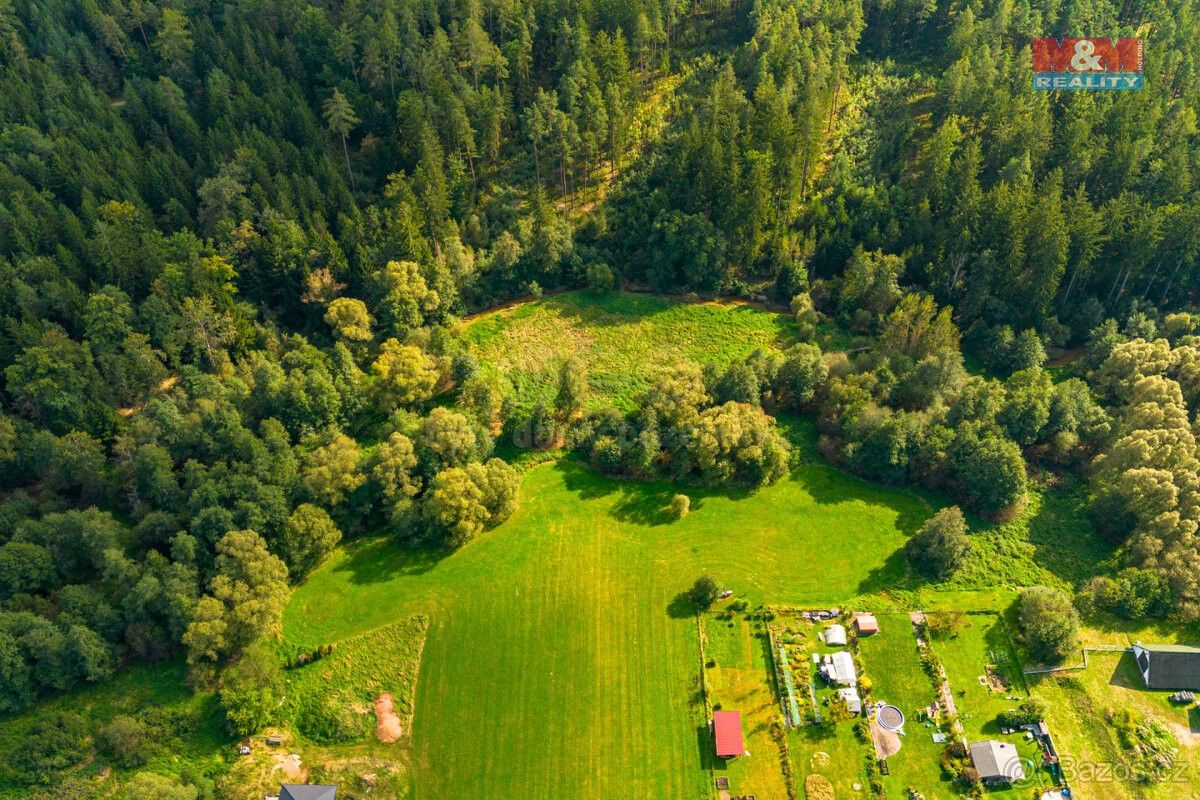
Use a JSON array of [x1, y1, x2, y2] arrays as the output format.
[[713, 711, 744, 757]]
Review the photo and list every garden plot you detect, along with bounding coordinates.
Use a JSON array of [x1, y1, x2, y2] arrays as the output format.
[[771, 611, 871, 797], [857, 613, 956, 798], [703, 608, 792, 800], [926, 612, 1052, 798]]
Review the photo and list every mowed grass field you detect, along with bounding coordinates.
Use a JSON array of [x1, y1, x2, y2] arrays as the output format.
[[283, 458, 932, 800]]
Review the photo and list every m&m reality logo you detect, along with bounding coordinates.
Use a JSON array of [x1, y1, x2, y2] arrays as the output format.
[[1031, 37, 1144, 90]]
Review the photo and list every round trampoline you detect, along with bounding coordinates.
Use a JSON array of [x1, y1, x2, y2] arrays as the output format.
[[876, 704, 906, 732]]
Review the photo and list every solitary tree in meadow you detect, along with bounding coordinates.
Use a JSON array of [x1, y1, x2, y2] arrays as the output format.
[[671, 494, 690, 519], [690, 574, 720, 610], [323, 89, 359, 190], [905, 506, 970, 579]]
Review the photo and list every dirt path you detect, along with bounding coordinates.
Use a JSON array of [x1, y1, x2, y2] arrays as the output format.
[[375, 693, 403, 743], [275, 751, 307, 782], [870, 719, 902, 759], [910, 611, 960, 722]]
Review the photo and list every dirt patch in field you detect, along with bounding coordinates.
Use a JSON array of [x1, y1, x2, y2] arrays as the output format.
[[375, 693, 403, 742], [1168, 722, 1200, 747], [984, 665, 1010, 692], [870, 719, 901, 759], [275, 752, 307, 782]]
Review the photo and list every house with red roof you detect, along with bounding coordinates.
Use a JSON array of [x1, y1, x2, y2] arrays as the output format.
[[713, 711, 744, 758]]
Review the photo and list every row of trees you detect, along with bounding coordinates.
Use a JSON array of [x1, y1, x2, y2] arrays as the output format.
[[1087, 327, 1200, 619]]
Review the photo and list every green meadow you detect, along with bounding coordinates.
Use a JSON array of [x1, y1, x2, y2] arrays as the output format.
[[283, 458, 932, 799], [276, 293, 1119, 800], [458, 290, 851, 412]]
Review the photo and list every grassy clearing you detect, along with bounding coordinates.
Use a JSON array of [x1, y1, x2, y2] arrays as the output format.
[[0, 296, 1129, 798], [284, 616, 429, 745], [286, 460, 933, 647], [459, 291, 804, 411], [951, 479, 1116, 593]]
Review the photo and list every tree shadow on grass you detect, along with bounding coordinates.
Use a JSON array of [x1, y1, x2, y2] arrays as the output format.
[[979, 613, 1026, 687], [556, 458, 619, 500], [549, 290, 681, 326], [696, 723, 721, 771], [799, 464, 932, 536], [796, 722, 840, 743], [553, 457, 753, 527], [668, 592, 699, 619], [331, 536, 447, 585], [978, 717, 1005, 735], [610, 485, 680, 526], [855, 547, 914, 596]]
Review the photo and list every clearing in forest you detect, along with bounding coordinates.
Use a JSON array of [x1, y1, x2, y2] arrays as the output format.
[[459, 290, 842, 411]]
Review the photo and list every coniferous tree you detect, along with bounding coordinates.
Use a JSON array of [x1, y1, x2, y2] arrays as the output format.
[[323, 89, 360, 190]]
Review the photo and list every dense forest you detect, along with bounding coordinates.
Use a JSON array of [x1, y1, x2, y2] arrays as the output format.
[[0, 0, 1199, 787]]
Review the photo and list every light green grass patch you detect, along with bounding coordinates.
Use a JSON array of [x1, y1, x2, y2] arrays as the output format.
[[284, 616, 429, 745], [857, 615, 954, 798], [460, 291, 801, 411]]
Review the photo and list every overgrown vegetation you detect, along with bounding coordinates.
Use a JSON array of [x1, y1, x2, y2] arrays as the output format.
[[0, 0, 1198, 791]]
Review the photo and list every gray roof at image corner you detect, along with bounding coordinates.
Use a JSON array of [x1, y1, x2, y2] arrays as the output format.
[[280, 786, 338, 800], [1135, 643, 1200, 689]]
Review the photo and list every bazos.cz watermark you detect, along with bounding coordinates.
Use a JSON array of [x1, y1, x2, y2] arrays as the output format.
[[995, 754, 1188, 789]]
